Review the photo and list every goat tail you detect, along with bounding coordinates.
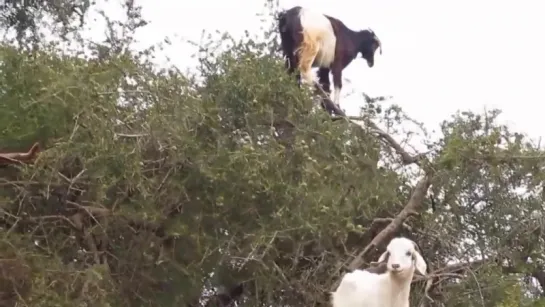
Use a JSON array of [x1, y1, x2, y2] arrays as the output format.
[[276, 10, 286, 20], [276, 10, 288, 33]]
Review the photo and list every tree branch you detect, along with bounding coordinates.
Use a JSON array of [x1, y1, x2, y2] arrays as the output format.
[[313, 84, 346, 117], [0, 142, 40, 166], [348, 174, 432, 271], [367, 121, 426, 165], [316, 88, 425, 166], [321, 93, 434, 292]]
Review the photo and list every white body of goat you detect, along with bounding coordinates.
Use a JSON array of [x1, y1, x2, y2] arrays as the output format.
[[331, 269, 411, 307], [331, 237, 427, 307]]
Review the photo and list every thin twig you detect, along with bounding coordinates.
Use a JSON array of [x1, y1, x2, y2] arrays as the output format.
[[114, 133, 149, 138]]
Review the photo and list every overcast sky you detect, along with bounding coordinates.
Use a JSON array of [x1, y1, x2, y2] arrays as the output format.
[[89, 0, 545, 147]]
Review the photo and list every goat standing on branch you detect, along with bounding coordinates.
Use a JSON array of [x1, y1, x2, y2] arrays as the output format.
[[277, 6, 382, 108], [331, 237, 426, 307]]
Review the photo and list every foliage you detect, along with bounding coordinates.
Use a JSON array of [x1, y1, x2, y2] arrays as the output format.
[[0, 0, 92, 48], [1, 0, 545, 306]]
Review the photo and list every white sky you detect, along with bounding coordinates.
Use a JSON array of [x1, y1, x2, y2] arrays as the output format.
[[90, 0, 545, 147]]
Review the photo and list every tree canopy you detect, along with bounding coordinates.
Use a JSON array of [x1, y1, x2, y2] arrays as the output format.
[[1, 1, 545, 306]]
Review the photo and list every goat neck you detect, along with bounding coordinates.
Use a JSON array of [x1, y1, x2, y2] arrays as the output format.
[[388, 268, 414, 304]]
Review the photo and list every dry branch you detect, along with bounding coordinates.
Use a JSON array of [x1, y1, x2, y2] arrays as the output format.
[[366, 122, 426, 165], [348, 174, 432, 271], [315, 87, 425, 167], [322, 92, 434, 292], [371, 217, 413, 232], [313, 83, 346, 117], [0, 142, 40, 166]]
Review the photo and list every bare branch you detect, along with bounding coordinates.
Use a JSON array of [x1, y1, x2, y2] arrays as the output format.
[[324, 93, 434, 292], [114, 133, 149, 138], [348, 174, 432, 271], [367, 121, 426, 165], [313, 84, 346, 117], [0, 142, 41, 166]]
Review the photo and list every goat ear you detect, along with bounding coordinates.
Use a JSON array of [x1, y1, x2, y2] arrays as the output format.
[[370, 251, 389, 266], [413, 251, 427, 275]]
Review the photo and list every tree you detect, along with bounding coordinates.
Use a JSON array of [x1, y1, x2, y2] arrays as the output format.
[[1, 0, 545, 306], [0, 0, 92, 49]]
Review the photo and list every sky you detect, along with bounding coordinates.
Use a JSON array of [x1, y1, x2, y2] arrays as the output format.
[[88, 0, 545, 149]]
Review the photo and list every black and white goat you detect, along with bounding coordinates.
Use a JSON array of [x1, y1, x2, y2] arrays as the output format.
[[331, 237, 427, 307], [278, 6, 382, 108]]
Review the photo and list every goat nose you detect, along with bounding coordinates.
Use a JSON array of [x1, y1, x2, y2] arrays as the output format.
[[391, 264, 400, 269]]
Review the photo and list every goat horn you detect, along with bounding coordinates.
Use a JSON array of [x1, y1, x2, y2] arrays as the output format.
[[367, 28, 382, 55], [376, 38, 382, 55]]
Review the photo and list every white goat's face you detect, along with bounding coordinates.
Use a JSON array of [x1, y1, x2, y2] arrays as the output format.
[[373, 238, 427, 276]]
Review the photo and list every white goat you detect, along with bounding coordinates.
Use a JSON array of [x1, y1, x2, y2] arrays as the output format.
[[331, 237, 427, 307]]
